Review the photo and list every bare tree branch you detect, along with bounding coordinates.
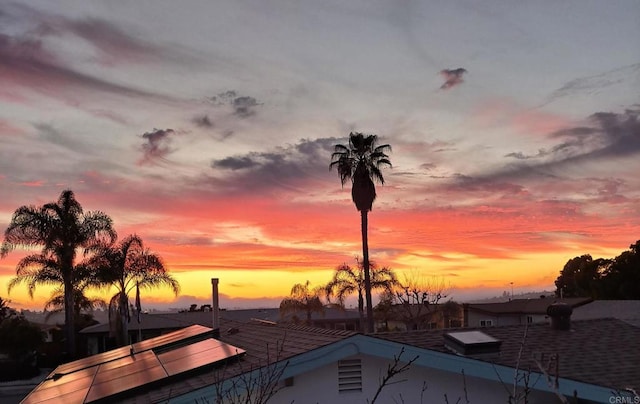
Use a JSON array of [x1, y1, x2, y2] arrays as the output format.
[[368, 347, 419, 404]]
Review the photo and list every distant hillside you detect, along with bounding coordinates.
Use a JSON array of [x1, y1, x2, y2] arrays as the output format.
[[467, 290, 556, 304]]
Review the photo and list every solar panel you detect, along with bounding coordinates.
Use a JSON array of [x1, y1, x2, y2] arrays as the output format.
[[132, 324, 212, 353], [158, 338, 246, 376], [22, 325, 246, 403], [53, 346, 132, 374], [85, 351, 168, 403], [21, 366, 97, 404]]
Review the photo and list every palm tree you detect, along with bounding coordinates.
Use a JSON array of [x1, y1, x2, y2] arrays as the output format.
[[279, 281, 325, 325], [0, 297, 11, 322], [43, 282, 106, 322], [90, 234, 179, 347], [326, 259, 398, 332], [1, 190, 116, 359], [330, 132, 392, 333]]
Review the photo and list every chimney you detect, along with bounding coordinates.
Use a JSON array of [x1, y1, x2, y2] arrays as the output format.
[[211, 278, 220, 338], [546, 302, 572, 330]]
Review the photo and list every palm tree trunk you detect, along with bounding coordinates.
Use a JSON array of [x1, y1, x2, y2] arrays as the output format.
[[361, 210, 374, 333], [63, 275, 76, 360], [119, 293, 129, 346], [357, 292, 365, 333]]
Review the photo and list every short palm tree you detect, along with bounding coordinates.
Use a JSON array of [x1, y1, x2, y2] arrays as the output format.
[[90, 234, 179, 347], [43, 281, 106, 322], [330, 132, 392, 333], [326, 259, 398, 332], [279, 281, 325, 325], [1, 190, 116, 358]]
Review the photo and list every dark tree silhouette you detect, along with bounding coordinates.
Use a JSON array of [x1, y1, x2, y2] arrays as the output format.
[[554, 240, 640, 299], [326, 259, 397, 332], [601, 240, 640, 299], [1, 190, 116, 359], [330, 132, 392, 333], [554, 255, 609, 298], [279, 281, 325, 325], [0, 297, 13, 322], [89, 234, 179, 347]]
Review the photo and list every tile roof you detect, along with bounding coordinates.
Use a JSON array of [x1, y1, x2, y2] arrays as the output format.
[[377, 317, 640, 392], [120, 318, 356, 403], [464, 297, 593, 315]]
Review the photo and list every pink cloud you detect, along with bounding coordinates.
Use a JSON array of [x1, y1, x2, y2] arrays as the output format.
[[472, 98, 571, 136]]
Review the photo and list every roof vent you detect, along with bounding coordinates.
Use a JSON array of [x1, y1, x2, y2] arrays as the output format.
[[444, 331, 501, 358], [547, 302, 572, 330]]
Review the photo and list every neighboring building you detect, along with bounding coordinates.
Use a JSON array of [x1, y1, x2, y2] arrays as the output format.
[[26, 309, 640, 403], [463, 296, 592, 327], [571, 300, 640, 327], [375, 301, 463, 331], [80, 306, 362, 355]]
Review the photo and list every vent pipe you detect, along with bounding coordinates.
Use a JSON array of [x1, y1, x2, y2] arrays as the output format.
[[211, 278, 220, 338], [547, 302, 572, 330]]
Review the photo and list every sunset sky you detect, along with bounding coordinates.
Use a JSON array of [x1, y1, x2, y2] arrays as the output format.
[[1, 1, 639, 311]]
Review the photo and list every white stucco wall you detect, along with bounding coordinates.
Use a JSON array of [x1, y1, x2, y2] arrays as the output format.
[[268, 354, 557, 404]]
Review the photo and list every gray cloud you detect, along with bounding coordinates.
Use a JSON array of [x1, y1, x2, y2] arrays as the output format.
[[33, 122, 93, 154], [440, 68, 467, 90], [210, 137, 340, 193], [139, 128, 176, 165], [473, 108, 640, 185], [192, 114, 214, 128], [540, 63, 640, 107], [213, 156, 259, 170], [208, 90, 262, 118], [232, 96, 260, 118]]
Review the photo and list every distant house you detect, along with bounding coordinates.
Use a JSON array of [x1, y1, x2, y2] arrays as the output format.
[[463, 296, 592, 327], [24, 315, 640, 403], [376, 301, 463, 331], [80, 306, 362, 354]]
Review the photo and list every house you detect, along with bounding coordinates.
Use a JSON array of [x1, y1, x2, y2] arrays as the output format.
[[23, 280, 639, 403], [463, 296, 592, 327], [376, 301, 463, 331], [22, 314, 640, 403], [80, 306, 362, 355], [571, 300, 640, 327]]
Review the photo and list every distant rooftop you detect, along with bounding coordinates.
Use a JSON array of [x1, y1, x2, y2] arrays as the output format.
[[378, 317, 640, 392], [463, 297, 593, 315]]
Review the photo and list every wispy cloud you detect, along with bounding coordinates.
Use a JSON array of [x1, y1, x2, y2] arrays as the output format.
[[504, 108, 640, 165], [540, 63, 640, 107], [0, 4, 184, 104], [210, 137, 339, 194], [208, 90, 262, 118], [192, 114, 214, 129], [138, 128, 178, 165]]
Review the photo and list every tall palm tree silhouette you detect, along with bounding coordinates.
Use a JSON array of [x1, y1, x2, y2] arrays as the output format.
[[330, 132, 391, 333], [2, 190, 116, 358]]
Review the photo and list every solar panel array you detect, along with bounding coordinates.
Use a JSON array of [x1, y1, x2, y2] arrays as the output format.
[[22, 325, 246, 404]]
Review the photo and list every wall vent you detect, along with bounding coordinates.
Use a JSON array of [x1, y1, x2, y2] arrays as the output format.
[[338, 358, 362, 393]]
